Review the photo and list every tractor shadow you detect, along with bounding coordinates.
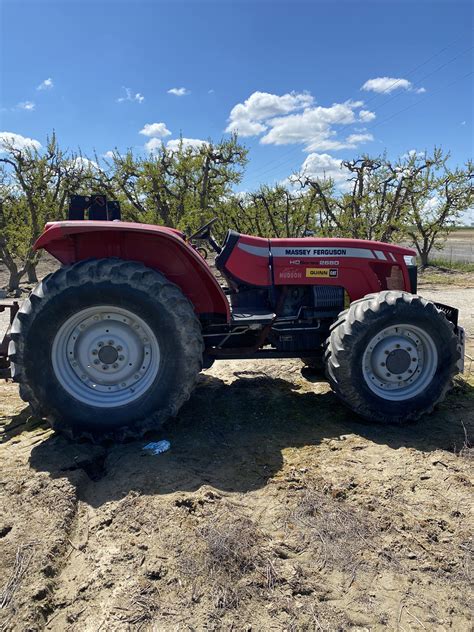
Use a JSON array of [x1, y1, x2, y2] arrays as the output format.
[[28, 370, 474, 507]]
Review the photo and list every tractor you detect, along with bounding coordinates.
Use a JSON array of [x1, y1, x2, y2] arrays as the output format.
[[0, 194, 465, 441]]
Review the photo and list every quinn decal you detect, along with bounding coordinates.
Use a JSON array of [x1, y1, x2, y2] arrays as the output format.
[[305, 268, 339, 278]]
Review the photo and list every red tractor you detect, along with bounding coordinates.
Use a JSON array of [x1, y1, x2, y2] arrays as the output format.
[[0, 195, 465, 441]]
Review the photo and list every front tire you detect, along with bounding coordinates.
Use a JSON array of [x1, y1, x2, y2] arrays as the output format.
[[9, 259, 203, 441], [325, 291, 460, 424]]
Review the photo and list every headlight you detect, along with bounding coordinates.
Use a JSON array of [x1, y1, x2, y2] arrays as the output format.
[[403, 255, 417, 267]]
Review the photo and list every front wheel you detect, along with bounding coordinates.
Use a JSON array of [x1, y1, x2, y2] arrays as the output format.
[[9, 259, 203, 441], [324, 291, 460, 424]]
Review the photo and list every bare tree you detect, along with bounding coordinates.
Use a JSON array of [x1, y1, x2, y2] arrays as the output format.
[[0, 133, 92, 290]]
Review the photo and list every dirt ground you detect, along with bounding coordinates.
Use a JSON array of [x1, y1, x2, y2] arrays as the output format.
[[0, 264, 473, 631]]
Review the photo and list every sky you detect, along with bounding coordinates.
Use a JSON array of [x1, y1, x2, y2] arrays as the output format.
[[1, 0, 473, 221]]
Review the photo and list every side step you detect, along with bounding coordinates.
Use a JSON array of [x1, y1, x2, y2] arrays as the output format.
[[231, 311, 275, 325]]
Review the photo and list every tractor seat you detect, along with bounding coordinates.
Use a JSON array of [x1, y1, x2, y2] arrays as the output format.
[[215, 230, 241, 273]]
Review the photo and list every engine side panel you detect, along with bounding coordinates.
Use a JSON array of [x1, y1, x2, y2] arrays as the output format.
[[269, 238, 415, 300], [34, 221, 230, 320]]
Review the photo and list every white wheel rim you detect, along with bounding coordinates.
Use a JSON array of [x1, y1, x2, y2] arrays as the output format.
[[362, 323, 438, 401], [51, 306, 160, 407]]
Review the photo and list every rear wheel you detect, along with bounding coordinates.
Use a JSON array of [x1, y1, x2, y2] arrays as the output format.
[[9, 259, 203, 441], [325, 291, 460, 423]]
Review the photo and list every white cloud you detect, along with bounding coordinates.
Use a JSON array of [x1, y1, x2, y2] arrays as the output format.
[[226, 91, 314, 136], [37, 77, 53, 91], [345, 133, 373, 145], [361, 77, 426, 94], [139, 122, 171, 138], [422, 195, 442, 214], [70, 156, 98, 171], [0, 131, 41, 151], [260, 102, 356, 148], [166, 138, 208, 152], [461, 120, 466, 126], [359, 109, 376, 122], [167, 87, 190, 96], [263, 102, 374, 151], [117, 87, 145, 103], [298, 152, 351, 188], [401, 149, 426, 160], [103, 150, 116, 159], [17, 101, 35, 111], [225, 91, 375, 151], [144, 138, 163, 154]]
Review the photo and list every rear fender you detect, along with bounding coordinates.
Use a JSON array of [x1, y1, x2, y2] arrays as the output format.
[[34, 221, 230, 321]]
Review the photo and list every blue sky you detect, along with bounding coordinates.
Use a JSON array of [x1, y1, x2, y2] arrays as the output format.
[[1, 0, 473, 219]]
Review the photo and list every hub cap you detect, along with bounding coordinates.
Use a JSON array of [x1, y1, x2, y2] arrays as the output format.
[[51, 306, 160, 408], [362, 324, 438, 401]]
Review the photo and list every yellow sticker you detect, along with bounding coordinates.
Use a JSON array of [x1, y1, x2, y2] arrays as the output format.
[[306, 268, 330, 277]]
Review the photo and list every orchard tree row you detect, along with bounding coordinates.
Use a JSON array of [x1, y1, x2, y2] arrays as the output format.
[[0, 132, 472, 289]]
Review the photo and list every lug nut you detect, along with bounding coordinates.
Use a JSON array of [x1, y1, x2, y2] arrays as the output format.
[[98, 342, 103, 347], [103, 365, 108, 370], [380, 362, 385, 367], [108, 340, 114, 345], [113, 363, 118, 368], [92, 349, 98, 355], [384, 350, 389, 355], [386, 372, 391, 377], [117, 346, 122, 352], [119, 355, 124, 361], [94, 360, 100, 365]]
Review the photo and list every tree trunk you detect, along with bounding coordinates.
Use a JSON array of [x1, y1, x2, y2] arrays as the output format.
[[6, 264, 21, 291], [419, 249, 429, 268], [25, 260, 38, 284]]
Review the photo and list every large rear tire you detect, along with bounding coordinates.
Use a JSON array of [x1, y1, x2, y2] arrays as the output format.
[[9, 259, 203, 441], [324, 291, 460, 424]]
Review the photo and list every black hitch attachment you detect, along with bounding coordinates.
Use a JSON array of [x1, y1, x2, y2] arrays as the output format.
[[68, 194, 122, 221], [434, 302, 459, 330], [0, 301, 19, 380]]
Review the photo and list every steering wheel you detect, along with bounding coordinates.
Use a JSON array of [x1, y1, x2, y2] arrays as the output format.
[[188, 217, 219, 241], [188, 217, 221, 253]]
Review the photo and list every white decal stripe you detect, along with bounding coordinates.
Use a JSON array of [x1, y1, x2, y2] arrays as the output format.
[[271, 247, 376, 259], [374, 250, 387, 260], [237, 243, 269, 257]]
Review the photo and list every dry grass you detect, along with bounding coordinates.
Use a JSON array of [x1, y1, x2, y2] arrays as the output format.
[[179, 509, 277, 611], [0, 543, 35, 609], [291, 488, 378, 579]]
